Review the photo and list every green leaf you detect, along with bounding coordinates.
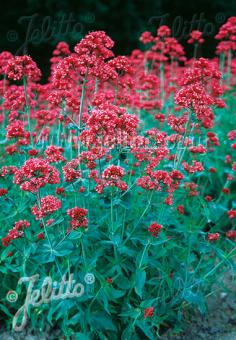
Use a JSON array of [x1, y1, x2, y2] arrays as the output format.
[[91, 312, 117, 331], [135, 270, 146, 298], [74, 333, 90, 340], [136, 321, 155, 340], [182, 289, 207, 314], [54, 240, 74, 256]]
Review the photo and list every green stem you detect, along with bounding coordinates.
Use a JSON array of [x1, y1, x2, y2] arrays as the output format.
[[78, 68, 88, 157], [123, 191, 154, 245], [193, 43, 198, 59]]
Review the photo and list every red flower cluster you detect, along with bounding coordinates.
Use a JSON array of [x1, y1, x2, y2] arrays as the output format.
[[148, 222, 163, 237], [14, 158, 60, 192], [93, 165, 128, 194], [63, 158, 81, 182], [228, 209, 236, 219], [226, 230, 236, 239], [31, 195, 62, 220], [45, 145, 66, 163], [2, 220, 30, 247], [208, 233, 220, 241], [0, 188, 8, 196], [5, 55, 41, 81], [215, 17, 236, 53], [188, 30, 204, 44], [67, 207, 88, 229], [175, 58, 225, 128], [144, 307, 155, 318]]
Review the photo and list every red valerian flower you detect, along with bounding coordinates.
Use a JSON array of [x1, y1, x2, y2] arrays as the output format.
[[74, 30, 114, 61], [177, 205, 184, 214], [188, 30, 204, 44], [0, 188, 8, 196], [0, 51, 14, 74], [205, 195, 213, 202], [63, 158, 81, 182], [93, 165, 128, 193], [207, 233, 220, 241], [6, 120, 27, 139], [14, 158, 60, 192], [2, 220, 30, 247], [67, 207, 88, 229], [139, 31, 154, 44], [144, 307, 154, 318], [5, 55, 41, 81], [228, 209, 236, 219], [56, 187, 65, 195], [188, 145, 207, 154], [148, 222, 163, 237], [45, 145, 66, 163], [182, 160, 204, 173], [175, 58, 225, 129], [14, 220, 30, 230], [226, 230, 236, 239], [37, 233, 44, 240], [28, 149, 39, 156], [227, 130, 236, 140], [222, 188, 230, 194], [215, 17, 236, 54], [31, 195, 62, 220]]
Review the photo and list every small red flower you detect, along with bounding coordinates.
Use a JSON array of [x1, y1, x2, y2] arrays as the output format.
[[226, 230, 236, 239], [0, 188, 8, 196], [177, 205, 184, 214], [205, 195, 213, 202], [148, 222, 163, 237], [228, 209, 236, 219], [144, 307, 154, 318], [37, 233, 44, 240], [207, 233, 220, 241]]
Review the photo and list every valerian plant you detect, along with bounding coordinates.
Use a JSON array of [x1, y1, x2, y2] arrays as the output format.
[[0, 19, 235, 339]]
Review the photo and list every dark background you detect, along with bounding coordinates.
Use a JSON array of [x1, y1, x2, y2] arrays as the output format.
[[0, 0, 235, 81]]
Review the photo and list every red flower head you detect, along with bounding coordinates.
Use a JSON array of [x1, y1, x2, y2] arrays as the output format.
[[207, 233, 220, 241], [5, 55, 41, 81], [14, 158, 60, 192], [148, 222, 163, 237], [144, 307, 154, 318], [31, 195, 62, 220], [67, 207, 88, 229]]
